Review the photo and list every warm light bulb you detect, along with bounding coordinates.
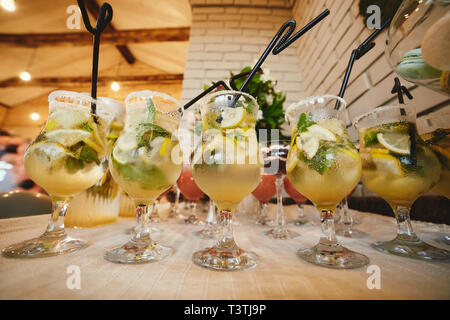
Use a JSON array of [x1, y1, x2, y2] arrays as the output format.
[[1, 0, 16, 12], [111, 81, 120, 91], [19, 71, 31, 81], [30, 112, 40, 121]]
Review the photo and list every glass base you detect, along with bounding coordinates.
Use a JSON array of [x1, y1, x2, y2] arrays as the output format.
[[185, 214, 204, 225], [2, 232, 88, 258], [373, 238, 450, 261], [440, 235, 450, 246], [263, 226, 300, 240], [104, 240, 172, 264], [288, 218, 312, 226], [192, 246, 259, 271], [125, 226, 162, 235], [254, 215, 273, 226], [297, 243, 369, 269], [336, 227, 369, 239], [193, 226, 219, 239]]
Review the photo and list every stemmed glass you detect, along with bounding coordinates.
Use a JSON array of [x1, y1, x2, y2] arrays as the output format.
[[354, 105, 449, 260], [284, 176, 310, 225], [251, 173, 276, 226], [191, 90, 262, 271], [335, 193, 368, 238], [285, 94, 369, 268], [194, 199, 219, 239], [262, 141, 300, 239], [105, 90, 182, 264], [386, 0, 449, 96], [417, 112, 449, 245], [2, 91, 113, 258], [178, 164, 205, 224]]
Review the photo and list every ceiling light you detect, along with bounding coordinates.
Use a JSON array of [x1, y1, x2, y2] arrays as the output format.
[[111, 81, 120, 91], [1, 0, 16, 12], [19, 71, 31, 81], [30, 112, 40, 121]]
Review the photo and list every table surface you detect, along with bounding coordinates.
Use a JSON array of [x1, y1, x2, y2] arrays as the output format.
[[0, 204, 449, 300]]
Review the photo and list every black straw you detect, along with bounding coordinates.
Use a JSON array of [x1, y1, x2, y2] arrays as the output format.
[[391, 77, 413, 106], [183, 80, 230, 109], [77, 0, 113, 116], [335, 18, 392, 110]]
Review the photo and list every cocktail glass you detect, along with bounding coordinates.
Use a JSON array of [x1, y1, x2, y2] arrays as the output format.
[[252, 173, 276, 226], [262, 141, 300, 239], [284, 175, 310, 226], [2, 90, 113, 258], [354, 105, 449, 260], [191, 90, 262, 271], [105, 90, 182, 263], [285, 94, 369, 268], [178, 164, 205, 224]]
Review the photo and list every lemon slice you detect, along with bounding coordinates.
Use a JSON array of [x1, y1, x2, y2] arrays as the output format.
[[377, 132, 410, 155], [286, 145, 298, 173], [112, 147, 128, 165], [371, 153, 403, 176], [297, 132, 319, 159], [46, 129, 91, 147], [49, 109, 91, 129], [340, 148, 360, 163], [220, 107, 245, 129], [110, 120, 124, 130], [82, 137, 104, 154], [116, 132, 138, 151], [90, 122, 106, 149], [159, 137, 172, 156], [307, 124, 336, 141], [26, 141, 68, 163], [319, 119, 344, 135]]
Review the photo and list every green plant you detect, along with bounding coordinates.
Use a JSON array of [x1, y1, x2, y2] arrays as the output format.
[[205, 66, 289, 141]]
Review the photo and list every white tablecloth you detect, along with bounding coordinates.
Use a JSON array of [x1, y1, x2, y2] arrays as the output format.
[[0, 204, 449, 299]]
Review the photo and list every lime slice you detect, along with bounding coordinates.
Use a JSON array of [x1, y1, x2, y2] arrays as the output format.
[[286, 145, 298, 173], [46, 129, 91, 147], [220, 107, 245, 129], [371, 153, 403, 176], [49, 109, 91, 129], [26, 141, 68, 163], [159, 137, 172, 156], [117, 132, 138, 151], [307, 124, 336, 141], [377, 132, 410, 155]]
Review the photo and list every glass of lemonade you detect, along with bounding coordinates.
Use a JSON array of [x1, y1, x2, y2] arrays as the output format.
[[285, 95, 369, 269], [191, 90, 262, 271], [2, 91, 113, 258], [105, 90, 183, 264], [65, 97, 125, 228], [354, 105, 448, 260]]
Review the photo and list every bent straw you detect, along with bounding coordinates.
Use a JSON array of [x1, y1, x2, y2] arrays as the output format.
[[335, 18, 392, 110], [77, 0, 113, 116], [183, 80, 231, 109]]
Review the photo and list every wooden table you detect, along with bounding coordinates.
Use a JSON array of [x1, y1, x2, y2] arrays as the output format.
[[0, 204, 449, 299]]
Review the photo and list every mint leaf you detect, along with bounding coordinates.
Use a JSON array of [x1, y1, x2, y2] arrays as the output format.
[[136, 123, 170, 148], [112, 158, 168, 190], [364, 130, 379, 147], [81, 122, 93, 132], [297, 112, 315, 133], [147, 99, 156, 123], [65, 156, 84, 173], [79, 145, 99, 164], [299, 144, 336, 174]]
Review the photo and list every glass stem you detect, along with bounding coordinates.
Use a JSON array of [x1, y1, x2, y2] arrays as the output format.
[[275, 175, 285, 228], [189, 201, 197, 218], [133, 204, 151, 243], [44, 199, 70, 238], [297, 204, 304, 218], [206, 200, 216, 226], [341, 198, 353, 234], [319, 209, 338, 245], [393, 205, 419, 242], [216, 210, 236, 249], [174, 184, 180, 214], [150, 200, 160, 221]]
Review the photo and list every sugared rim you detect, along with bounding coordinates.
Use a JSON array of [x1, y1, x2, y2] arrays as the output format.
[[352, 105, 407, 128], [124, 90, 182, 113], [98, 97, 125, 121], [286, 94, 347, 115]]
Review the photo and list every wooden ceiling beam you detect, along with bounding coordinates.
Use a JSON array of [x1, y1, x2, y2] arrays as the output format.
[[0, 74, 184, 87], [0, 102, 12, 109], [0, 27, 190, 47], [85, 0, 136, 64]]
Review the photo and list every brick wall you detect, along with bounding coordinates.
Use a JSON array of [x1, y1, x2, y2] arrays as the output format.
[[182, 0, 303, 109], [292, 0, 449, 138]]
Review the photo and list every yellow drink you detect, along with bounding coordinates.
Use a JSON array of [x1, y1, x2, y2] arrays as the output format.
[[359, 122, 442, 207]]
